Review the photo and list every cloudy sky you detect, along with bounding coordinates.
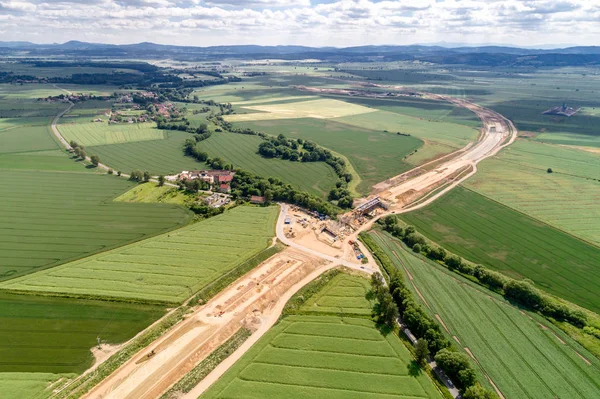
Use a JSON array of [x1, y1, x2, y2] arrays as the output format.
[[0, 0, 598, 47]]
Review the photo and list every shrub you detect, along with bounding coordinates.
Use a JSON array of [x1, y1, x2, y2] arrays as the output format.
[[107, 169, 113, 175]]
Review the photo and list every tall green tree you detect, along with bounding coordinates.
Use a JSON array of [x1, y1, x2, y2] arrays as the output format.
[[415, 338, 430, 365], [90, 155, 100, 167]]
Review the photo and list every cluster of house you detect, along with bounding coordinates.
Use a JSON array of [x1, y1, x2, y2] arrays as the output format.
[[43, 93, 110, 103], [176, 170, 235, 193]]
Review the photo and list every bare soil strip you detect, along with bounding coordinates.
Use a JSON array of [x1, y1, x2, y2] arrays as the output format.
[[435, 314, 451, 334], [83, 248, 328, 399]]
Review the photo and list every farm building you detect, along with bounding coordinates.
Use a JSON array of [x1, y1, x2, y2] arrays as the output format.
[[250, 196, 265, 204], [179, 170, 235, 184], [219, 183, 231, 193]]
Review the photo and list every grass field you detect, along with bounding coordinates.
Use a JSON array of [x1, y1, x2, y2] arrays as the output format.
[[202, 272, 442, 399], [370, 231, 600, 399], [398, 186, 600, 313], [87, 130, 337, 198], [196, 131, 338, 198], [465, 140, 600, 246], [0, 372, 67, 399], [0, 150, 86, 172], [0, 125, 59, 154], [0, 171, 192, 281], [224, 98, 377, 122], [300, 273, 373, 316], [86, 130, 203, 175], [0, 206, 278, 303], [0, 292, 164, 373], [334, 109, 479, 149], [231, 118, 422, 194], [535, 132, 600, 148], [58, 100, 164, 146], [58, 122, 165, 146], [114, 182, 191, 205], [338, 96, 482, 128]]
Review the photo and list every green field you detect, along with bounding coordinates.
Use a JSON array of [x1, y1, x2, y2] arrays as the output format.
[[370, 231, 600, 399], [334, 109, 478, 149], [300, 273, 373, 316], [0, 372, 67, 399], [0, 170, 192, 280], [0, 125, 59, 154], [198, 130, 346, 197], [87, 130, 338, 198], [232, 118, 422, 194], [0, 206, 278, 303], [58, 100, 164, 146], [58, 122, 165, 146], [114, 182, 191, 205], [0, 292, 164, 373], [0, 150, 86, 172], [398, 186, 600, 313], [338, 96, 481, 128], [86, 130, 203, 174], [465, 140, 600, 246], [202, 272, 442, 399]]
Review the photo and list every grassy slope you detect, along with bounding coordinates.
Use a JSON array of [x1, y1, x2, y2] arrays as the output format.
[[398, 186, 600, 314], [0, 206, 278, 303], [114, 182, 191, 205], [231, 118, 421, 195], [370, 231, 600, 399], [0, 292, 164, 374], [464, 139, 600, 246], [196, 131, 338, 198], [202, 272, 441, 399], [0, 171, 192, 281]]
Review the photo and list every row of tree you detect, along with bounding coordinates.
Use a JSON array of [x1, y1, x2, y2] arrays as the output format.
[[230, 170, 339, 216], [69, 141, 100, 166], [380, 216, 587, 327], [362, 235, 498, 398]]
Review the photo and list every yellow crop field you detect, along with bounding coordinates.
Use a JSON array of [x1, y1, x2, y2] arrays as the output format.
[[224, 99, 377, 122]]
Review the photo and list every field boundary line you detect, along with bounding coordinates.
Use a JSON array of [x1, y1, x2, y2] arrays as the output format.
[[463, 185, 600, 250]]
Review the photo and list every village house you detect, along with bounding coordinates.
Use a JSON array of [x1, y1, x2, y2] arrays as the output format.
[[178, 170, 235, 192]]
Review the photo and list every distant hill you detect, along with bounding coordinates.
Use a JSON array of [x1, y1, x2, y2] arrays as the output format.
[[0, 41, 599, 65]]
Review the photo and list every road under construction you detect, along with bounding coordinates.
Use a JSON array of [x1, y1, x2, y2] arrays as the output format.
[[76, 88, 517, 399]]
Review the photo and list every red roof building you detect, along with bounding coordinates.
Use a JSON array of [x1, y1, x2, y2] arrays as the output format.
[[218, 174, 233, 183], [250, 195, 265, 204]]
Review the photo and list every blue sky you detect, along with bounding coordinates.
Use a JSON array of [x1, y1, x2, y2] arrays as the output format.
[[0, 0, 597, 47]]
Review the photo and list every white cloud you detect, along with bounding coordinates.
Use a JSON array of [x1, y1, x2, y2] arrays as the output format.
[[0, 0, 598, 46]]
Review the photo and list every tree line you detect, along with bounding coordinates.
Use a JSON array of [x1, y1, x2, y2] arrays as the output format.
[[379, 216, 587, 328], [362, 233, 498, 399]]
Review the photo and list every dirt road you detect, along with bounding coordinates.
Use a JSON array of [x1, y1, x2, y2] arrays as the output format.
[[83, 248, 329, 399]]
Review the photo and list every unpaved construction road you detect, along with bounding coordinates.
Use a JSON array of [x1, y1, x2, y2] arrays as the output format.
[[84, 248, 331, 399]]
